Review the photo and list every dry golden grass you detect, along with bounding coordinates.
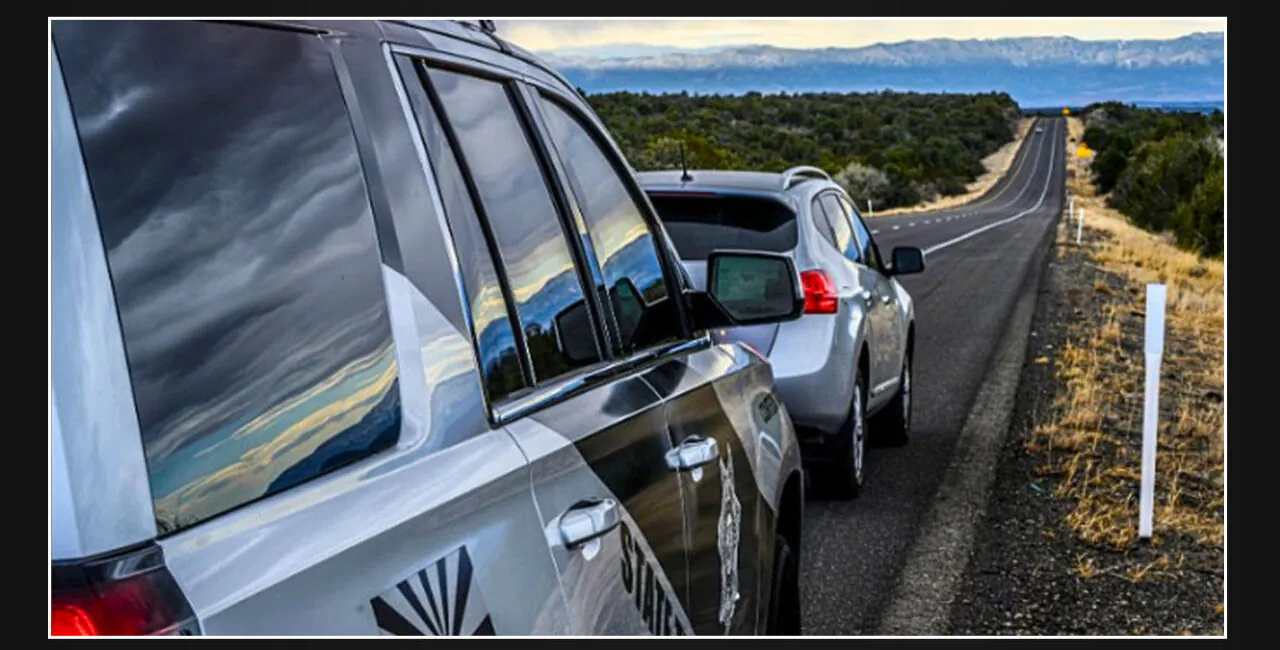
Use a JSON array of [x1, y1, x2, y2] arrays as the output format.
[[874, 118, 1035, 217], [1032, 118, 1224, 562]]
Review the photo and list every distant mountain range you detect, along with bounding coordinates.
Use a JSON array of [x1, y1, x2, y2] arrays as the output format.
[[540, 32, 1224, 107]]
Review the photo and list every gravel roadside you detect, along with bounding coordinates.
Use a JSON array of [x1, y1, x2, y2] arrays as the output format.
[[948, 210, 1225, 636]]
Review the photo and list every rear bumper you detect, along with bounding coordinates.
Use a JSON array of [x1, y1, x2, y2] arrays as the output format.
[[767, 313, 856, 439]]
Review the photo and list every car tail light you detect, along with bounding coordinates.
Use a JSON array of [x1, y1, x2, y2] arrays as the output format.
[[51, 543, 199, 636], [800, 269, 839, 314]]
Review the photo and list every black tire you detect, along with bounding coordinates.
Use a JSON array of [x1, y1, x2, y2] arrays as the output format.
[[765, 533, 801, 635], [874, 351, 913, 447], [818, 364, 867, 499]]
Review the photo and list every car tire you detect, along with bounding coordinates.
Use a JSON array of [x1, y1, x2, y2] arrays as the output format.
[[765, 533, 801, 635], [818, 364, 867, 499], [874, 351, 912, 447]]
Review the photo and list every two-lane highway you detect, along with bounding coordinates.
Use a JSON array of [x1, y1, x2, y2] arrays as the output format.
[[801, 117, 1067, 634]]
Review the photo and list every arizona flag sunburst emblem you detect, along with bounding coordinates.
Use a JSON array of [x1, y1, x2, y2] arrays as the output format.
[[369, 546, 495, 636]]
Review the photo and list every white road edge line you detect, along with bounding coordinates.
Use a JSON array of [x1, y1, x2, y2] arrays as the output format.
[[923, 132, 1058, 257]]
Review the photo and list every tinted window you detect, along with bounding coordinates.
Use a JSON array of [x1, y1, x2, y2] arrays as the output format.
[[838, 195, 883, 270], [819, 194, 859, 261], [810, 197, 837, 247], [426, 67, 602, 384], [646, 193, 797, 260], [395, 57, 526, 402], [54, 20, 401, 534], [538, 97, 683, 355]]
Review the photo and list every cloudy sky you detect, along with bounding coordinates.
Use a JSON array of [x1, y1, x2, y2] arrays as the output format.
[[492, 19, 1226, 55]]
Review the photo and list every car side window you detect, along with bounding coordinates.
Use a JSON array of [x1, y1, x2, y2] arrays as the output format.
[[820, 193, 860, 262], [425, 66, 604, 386], [393, 57, 527, 403], [810, 197, 838, 248], [53, 20, 403, 534], [838, 195, 884, 271], [536, 94, 683, 356]]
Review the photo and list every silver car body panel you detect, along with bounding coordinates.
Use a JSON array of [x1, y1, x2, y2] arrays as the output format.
[[50, 41, 158, 560]]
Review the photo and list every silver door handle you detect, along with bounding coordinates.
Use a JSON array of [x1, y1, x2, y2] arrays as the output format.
[[665, 436, 719, 471], [559, 498, 620, 549], [880, 294, 892, 304]]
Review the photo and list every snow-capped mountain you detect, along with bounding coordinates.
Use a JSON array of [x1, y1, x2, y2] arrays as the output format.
[[536, 32, 1224, 106]]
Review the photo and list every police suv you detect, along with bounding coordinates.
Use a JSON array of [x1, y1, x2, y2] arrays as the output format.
[[51, 19, 806, 636]]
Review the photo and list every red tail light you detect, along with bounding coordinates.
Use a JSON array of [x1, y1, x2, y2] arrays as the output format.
[[51, 544, 199, 636], [800, 269, 839, 314]]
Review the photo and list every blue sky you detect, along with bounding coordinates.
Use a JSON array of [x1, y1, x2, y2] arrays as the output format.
[[493, 19, 1225, 55]]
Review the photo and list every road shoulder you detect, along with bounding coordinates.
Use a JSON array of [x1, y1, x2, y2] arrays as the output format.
[[945, 188, 1224, 635]]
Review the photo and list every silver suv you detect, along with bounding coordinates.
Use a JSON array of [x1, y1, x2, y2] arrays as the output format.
[[638, 168, 924, 499], [51, 19, 807, 636]]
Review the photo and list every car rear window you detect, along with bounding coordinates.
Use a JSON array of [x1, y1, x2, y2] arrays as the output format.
[[54, 20, 402, 535], [645, 193, 798, 260]]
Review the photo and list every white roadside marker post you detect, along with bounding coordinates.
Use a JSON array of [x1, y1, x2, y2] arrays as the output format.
[[867, 199, 874, 218], [1069, 194, 1075, 223], [1076, 207, 1084, 245], [1139, 283, 1167, 541]]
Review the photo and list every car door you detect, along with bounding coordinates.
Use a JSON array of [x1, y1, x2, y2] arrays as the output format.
[[392, 56, 695, 635], [526, 86, 772, 636], [53, 19, 568, 636], [838, 195, 903, 409], [817, 193, 892, 390]]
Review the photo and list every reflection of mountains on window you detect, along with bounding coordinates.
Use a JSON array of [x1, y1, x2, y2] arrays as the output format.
[[515, 267, 600, 383], [475, 318, 523, 401]]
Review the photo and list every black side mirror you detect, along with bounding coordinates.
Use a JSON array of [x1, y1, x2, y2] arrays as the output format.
[[889, 246, 925, 276], [553, 299, 598, 363], [689, 250, 804, 329]]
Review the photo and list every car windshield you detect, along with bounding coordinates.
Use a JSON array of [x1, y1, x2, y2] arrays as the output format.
[[645, 192, 798, 261]]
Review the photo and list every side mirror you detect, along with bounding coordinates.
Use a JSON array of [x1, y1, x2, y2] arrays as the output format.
[[889, 246, 925, 276], [553, 299, 598, 363], [690, 250, 804, 329]]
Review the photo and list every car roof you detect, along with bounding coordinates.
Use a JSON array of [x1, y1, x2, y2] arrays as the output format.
[[231, 20, 580, 99], [636, 168, 842, 197]]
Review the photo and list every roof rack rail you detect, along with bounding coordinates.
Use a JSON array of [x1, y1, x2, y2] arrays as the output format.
[[780, 165, 832, 189], [453, 19, 497, 34]]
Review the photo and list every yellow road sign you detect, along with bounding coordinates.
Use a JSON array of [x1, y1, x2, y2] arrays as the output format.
[[1076, 144, 1094, 158], [1062, 107, 1070, 115]]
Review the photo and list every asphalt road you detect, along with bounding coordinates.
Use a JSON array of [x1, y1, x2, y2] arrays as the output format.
[[800, 116, 1068, 634]]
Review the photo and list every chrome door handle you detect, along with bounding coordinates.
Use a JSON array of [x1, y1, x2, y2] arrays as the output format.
[[665, 436, 719, 471], [559, 498, 620, 549]]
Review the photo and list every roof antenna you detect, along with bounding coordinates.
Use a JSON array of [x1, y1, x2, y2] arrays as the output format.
[[679, 141, 692, 183]]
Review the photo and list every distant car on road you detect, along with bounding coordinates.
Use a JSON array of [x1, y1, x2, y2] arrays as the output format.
[[637, 166, 925, 499], [52, 18, 809, 636], [1035, 126, 1045, 133]]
